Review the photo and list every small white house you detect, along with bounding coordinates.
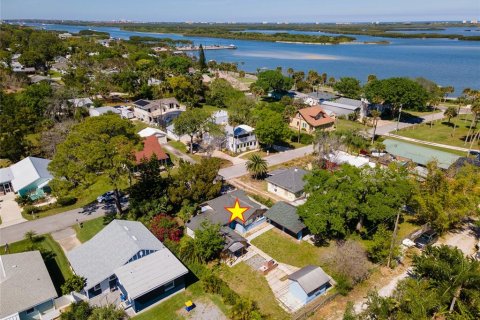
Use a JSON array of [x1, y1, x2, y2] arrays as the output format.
[[88, 107, 120, 117], [212, 110, 228, 125], [288, 265, 333, 306], [68, 98, 94, 108], [225, 124, 258, 153], [166, 124, 191, 144], [266, 167, 308, 202]]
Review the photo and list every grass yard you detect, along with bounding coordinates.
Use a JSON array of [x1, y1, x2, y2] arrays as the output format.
[[22, 175, 119, 220], [395, 114, 479, 150], [0, 234, 73, 294], [216, 262, 288, 320], [131, 120, 149, 132], [201, 104, 223, 114], [133, 282, 228, 320], [335, 118, 368, 132], [251, 229, 332, 270], [73, 216, 109, 243], [168, 140, 188, 153]]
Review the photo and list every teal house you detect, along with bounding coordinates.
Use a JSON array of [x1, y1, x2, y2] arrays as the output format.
[[0, 157, 53, 199]]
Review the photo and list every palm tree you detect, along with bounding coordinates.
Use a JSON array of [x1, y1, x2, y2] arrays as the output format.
[[287, 67, 294, 78], [370, 110, 381, 144], [245, 154, 268, 179], [24, 230, 37, 244], [464, 99, 480, 145]]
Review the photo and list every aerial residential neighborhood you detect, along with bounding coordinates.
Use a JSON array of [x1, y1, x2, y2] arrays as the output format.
[[1, 1, 480, 320]]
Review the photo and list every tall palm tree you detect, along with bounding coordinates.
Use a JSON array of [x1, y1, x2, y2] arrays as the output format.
[[246, 154, 268, 179], [287, 67, 294, 78], [444, 106, 458, 124], [370, 110, 381, 144], [464, 100, 480, 145]]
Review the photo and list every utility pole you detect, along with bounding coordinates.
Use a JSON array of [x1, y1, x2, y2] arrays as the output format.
[[387, 210, 401, 269], [395, 105, 403, 132]]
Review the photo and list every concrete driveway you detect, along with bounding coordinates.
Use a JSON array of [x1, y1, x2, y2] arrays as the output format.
[[0, 193, 27, 229]]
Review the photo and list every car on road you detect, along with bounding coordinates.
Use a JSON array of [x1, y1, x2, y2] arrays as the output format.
[[414, 230, 438, 249], [97, 191, 115, 203]]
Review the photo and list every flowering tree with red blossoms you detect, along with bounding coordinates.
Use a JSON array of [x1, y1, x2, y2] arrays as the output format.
[[149, 214, 182, 242]]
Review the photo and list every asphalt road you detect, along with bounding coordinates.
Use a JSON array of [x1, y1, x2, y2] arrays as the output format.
[[219, 145, 314, 180], [0, 202, 119, 245]]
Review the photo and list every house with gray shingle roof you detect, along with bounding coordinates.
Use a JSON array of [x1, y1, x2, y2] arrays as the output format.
[[264, 202, 307, 240], [133, 98, 185, 126], [266, 167, 308, 201], [66, 220, 188, 313], [0, 251, 58, 320], [288, 265, 333, 306], [186, 190, 267, 237]]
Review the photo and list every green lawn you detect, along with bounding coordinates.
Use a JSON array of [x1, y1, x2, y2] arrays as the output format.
[[217, 262, 288, 320], [22, 175, 121, 220], [201, 104, 223, 114], [133, 282, 228, 320], [132, 120, 149, 132], [336, 118, 368, 131], [73, 216, 109, 243], [395, 114, 479, 150], [251, 229, 331, 269], [0, 234, 73, 294], [168, 140, 188, 153]]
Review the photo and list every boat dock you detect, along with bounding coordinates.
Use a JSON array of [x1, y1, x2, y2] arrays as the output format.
[[174, 44, 237, 51]]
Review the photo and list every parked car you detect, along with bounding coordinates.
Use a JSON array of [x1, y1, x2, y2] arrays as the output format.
[[97, 191, 115, 203], [414, 230, 438, 249]]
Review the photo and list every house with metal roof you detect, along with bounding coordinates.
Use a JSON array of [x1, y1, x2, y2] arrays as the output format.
[[88, 106, 121, 117], [288, 265, 333, 306], [0, 157, 53, 199], [0, 251, 58, 320], [321, 97, 367, 119], [264, 202, 307, 240], [137, 127, 167, 144], [225, 124, 258, 153], [66, 220, 188, 313], [68, 98, 94, 108], [266, 167, 308, 201], [186, 190, 267, 237], [290, 106, 335, 134], [133, 98, 185, 127]]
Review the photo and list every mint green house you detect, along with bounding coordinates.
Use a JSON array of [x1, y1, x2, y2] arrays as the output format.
[[0, 157, 53, 199]]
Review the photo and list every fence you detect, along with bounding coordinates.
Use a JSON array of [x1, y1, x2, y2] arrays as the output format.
[[291, 291, 339, 320]]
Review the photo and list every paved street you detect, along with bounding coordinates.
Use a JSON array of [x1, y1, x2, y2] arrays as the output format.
[[0, 202, 115, 245], [219, 145, 313, 180]]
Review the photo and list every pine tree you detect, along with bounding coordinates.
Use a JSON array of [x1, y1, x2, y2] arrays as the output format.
[[198, 44, 207, 72]]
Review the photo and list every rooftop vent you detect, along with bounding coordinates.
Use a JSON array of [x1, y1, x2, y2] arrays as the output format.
[[131, 236, 137, 241], [123, 226, 129, 231]]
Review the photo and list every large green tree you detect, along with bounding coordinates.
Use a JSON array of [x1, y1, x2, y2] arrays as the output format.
[[49, 115, 139, 214], [299, 164, 412, 241], [364, 77, 429, 114], [206, 78, 243, 107], [173, 108, 212, 153], [333, 77, 362, 99], [253, 109, 290, 148], [253, 70, 293, 93], [167, 158, 222, 208], [198, 44, 207, 71]]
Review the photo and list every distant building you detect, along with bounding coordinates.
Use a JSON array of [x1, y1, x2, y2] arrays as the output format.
[[88, 107, 121, 117], [133, 98, 185, 127], [67, 220, 188, 313], [266, 167, 308, 201], [288, 265, 333, 306], [303, 92, 338, 106], [68, 98, 94, 108], [225, 124, 258, 153], [212, 110, 229, 125], [321, 97, 367, 119], [290, 105, 335, 134], [58, 32, 72, 39], [0, 251, 58, 320]]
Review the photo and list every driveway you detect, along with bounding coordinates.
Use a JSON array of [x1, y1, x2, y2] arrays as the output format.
[[219, 145, 313, 180], [163, 144, 196, 163], [51, 227, 81, 253], [436, 222, 478, 256], [0, 193, 27, 228]]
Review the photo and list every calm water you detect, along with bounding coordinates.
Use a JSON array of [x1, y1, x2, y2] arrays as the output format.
[[26, 23, 480, 95]]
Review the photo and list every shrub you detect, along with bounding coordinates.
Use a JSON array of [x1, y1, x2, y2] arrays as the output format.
[[57, 196, 77, 206], [335, 273, 353, 296], [16, 195, 33, 206], [149, 214, 182, 242], [250, 194, 273, 208], [23, 205, 40, 215], [290, 131, 313, 145]]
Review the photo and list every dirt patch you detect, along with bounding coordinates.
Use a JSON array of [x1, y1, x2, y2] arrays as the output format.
[[177, 298, 227, 320]]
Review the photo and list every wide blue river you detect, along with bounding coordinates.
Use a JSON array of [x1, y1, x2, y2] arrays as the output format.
[[27, 23, 480, 95]]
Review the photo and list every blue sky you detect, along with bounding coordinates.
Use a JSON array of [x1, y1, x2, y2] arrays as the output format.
[[1, 0, 479, 22]]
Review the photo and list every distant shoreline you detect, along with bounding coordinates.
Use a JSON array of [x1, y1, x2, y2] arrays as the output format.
[[275, 40, 390, 45]]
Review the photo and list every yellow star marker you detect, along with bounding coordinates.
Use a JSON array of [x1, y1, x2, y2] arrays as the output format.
[[225, 198, 249, 223]]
